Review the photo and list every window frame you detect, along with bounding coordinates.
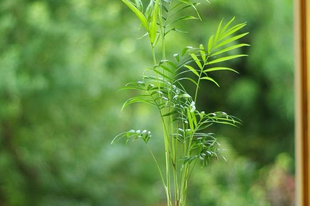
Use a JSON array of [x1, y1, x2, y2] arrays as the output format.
[[295, 0, 310, 205]]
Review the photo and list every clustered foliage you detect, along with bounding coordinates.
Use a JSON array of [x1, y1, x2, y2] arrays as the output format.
[[112, 0, 249, 205]]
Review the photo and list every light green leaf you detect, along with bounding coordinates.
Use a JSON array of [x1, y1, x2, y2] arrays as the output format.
[[120, 86, 146, 91], [207, 54, 247, 65], [187, 108, 195, 130], [161, 59, 178, 69], [199, 44, 206, 63], [169, 16, 199, 25], [215, 32, 249, 49], [204, 67, 239, 74], [153, 68, 173, 80], [220, 17, 235, 36], [149, 0, 160, 44], [220, 23, 247, 40], [174, 53, 180, 62], [165, 28, 188, 36], [134, 0, 143, 11], [207, 35, 214, 54], [175, 77, 198, 86], [190, 3, 202, 20], [171, 4, 191, 14], [122, 0, 149, 30], [190, 53, 203, 70], [184, 65, 200, 77], [182, 46, 193, 56], [215, 19, 223, 42], [145, 0, 155, 18], [111, 132, 127, 144], [160, 65, 175, 74], [162, 4, 169, 12], [122, 96, 155, 110], [201, 77, 220, 87], [212, 43, 250, 56], [162, 110, 179, 117], [178, 0, 191, 5]]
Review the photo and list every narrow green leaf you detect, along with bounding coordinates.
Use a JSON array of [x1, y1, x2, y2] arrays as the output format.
[[182, 46, 193, 56], [176, 69, 193, 77], [191, 111, 198, 127], [145, 0, 155, 18], [170, 2, 183, 11], [169, 15, 198, 25], [220, 17, 235, 36], [162, 4, 169, 12], [161, 59, 177, 69], [207, 54, 247, 65], [207, 35, 214, 54], [190, 53, 203, 70], [211, 120, 240, 127], [174, 53, 180, 62], [178, 0, 191, 5], [137, 32, 149, 39], [215, 32, 249, 49], [215, 19, 223, 42], [150, 89, 168, 96], [199, 44, 206, 63], [190, 3, 202, 21], [197, 123, 213, 130], [170, 4, 191, 16], [111, 132, 126, 144], [162, 110, 179, 117], [160, 65, 175, 74], [165, 28, 188, 36], [175, 77, 198, 86], [212, 43, 250, 56], [220, 23, 247, 41], [201, 77, 220, 87], [184, 65, 200, 77], [122, 96, 155, 110], [204, 67, 239, 74], [134, 0, 143, 11], [143, 75, 168, 84], [120, 86, 146, 91], [150, 0, 160, 43], [152, 33, 161, 46], [153, 68, 173, 80], [122, 0, 149, 30], [193, 133, 215, 138], [187, 108, 195, 130]]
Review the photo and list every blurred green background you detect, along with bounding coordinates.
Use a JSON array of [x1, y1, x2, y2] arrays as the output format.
[[0, 0, 294, 206]]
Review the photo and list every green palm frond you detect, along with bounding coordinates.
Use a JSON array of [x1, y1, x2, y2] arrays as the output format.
[[111, 129, 152, 144]]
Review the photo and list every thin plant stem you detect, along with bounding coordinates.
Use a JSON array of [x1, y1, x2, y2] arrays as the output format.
[[147, 144, 167, 187], [152, 46, 157, 65], [194, 56, 209, 102]]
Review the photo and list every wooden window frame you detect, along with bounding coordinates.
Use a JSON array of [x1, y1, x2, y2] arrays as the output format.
[[295, 0, 310, 205]]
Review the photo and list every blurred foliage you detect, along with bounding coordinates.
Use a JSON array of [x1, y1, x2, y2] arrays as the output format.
[[0, 0, 294, 206]]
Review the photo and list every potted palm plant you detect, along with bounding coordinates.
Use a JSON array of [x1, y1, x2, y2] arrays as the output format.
[[112, 0, 249, 205]]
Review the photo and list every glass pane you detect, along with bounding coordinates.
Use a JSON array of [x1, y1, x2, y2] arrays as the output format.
[[0, 0, 295, 206]]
